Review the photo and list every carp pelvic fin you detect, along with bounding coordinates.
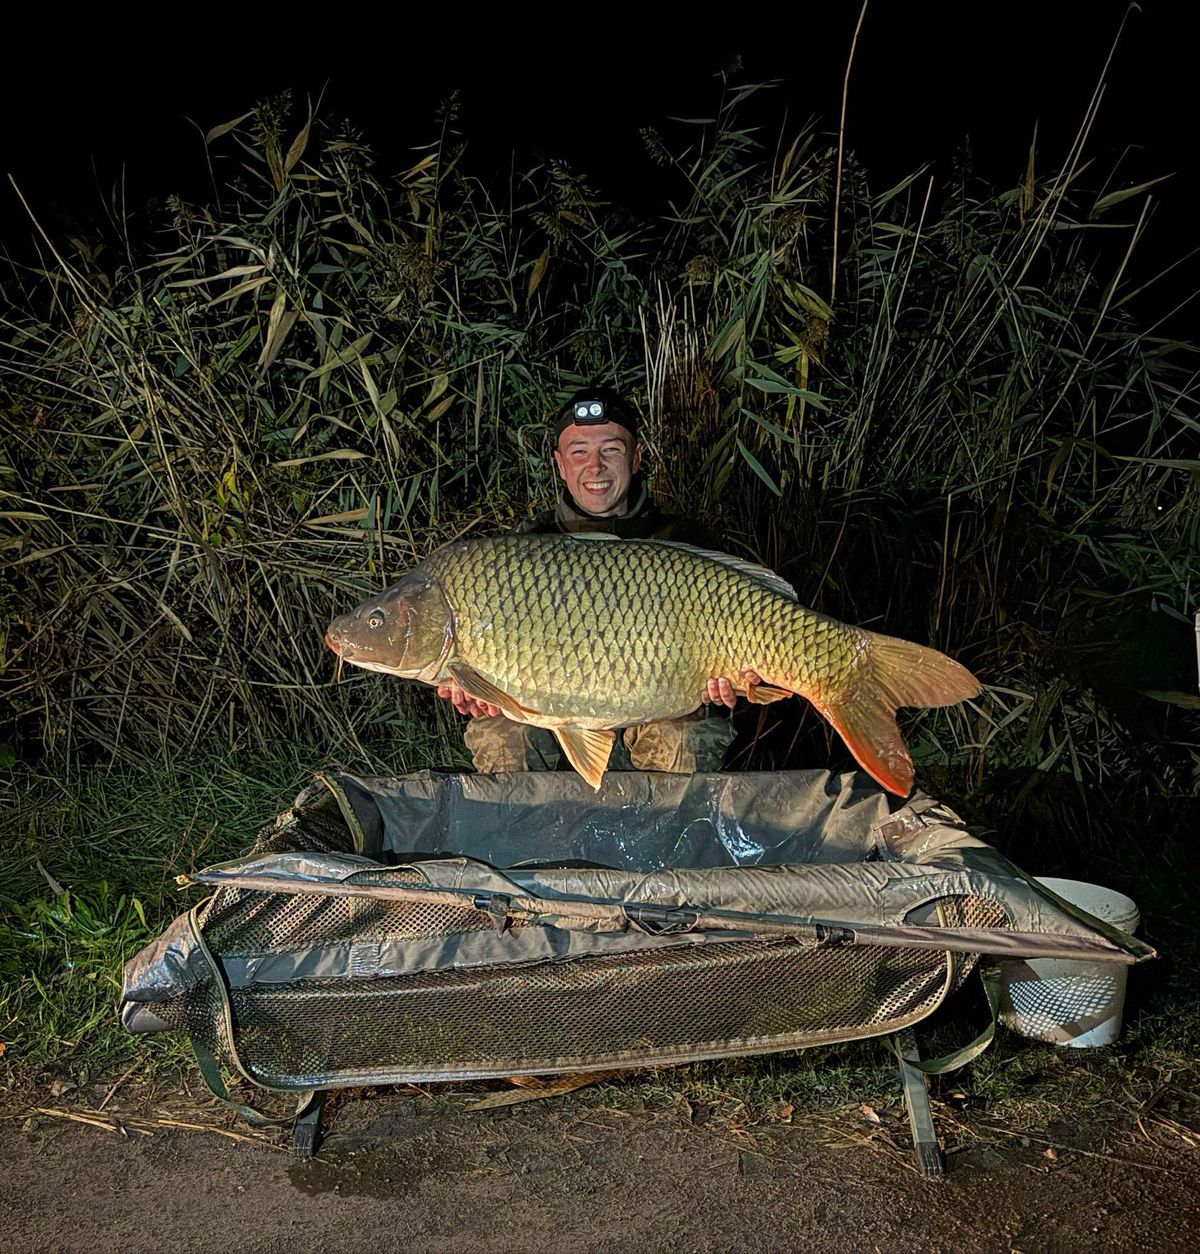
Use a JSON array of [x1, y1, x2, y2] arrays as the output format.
[[818, 632, 981, 798], [449, 666, 535, 720], [553, 727, 616, 791]]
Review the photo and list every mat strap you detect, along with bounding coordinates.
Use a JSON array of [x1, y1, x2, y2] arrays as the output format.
[[191, 1039, 320, 1127], [895, 963, 1002, 1076]]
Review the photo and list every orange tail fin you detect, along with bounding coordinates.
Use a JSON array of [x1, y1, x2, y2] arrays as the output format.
[[817, 632, 980, 797]]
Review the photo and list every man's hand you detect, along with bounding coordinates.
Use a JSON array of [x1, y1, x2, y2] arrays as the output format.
[[436, 682, 502, 719], [701, 670, 763, 708]]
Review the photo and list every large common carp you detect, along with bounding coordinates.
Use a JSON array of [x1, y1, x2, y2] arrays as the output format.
[[325, 534, 980, 796]]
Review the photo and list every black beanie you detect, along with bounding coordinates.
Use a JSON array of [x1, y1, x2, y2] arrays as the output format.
[[553, 387, 640, 441]]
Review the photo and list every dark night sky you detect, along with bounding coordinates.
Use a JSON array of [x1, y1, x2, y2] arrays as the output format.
[[4, 5, 1196, 331]]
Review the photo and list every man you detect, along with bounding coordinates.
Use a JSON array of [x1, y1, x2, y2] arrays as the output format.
[[436, 387, 757, 773]]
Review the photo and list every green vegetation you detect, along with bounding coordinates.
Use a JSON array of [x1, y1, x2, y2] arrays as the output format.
[[1, 881, 159, 1079], [1, 77, 1197, 1111], [0, 749, 305, 1080]]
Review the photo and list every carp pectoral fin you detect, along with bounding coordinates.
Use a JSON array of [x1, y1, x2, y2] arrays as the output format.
[[448, 666, 534, 720], [553, 727, 615, 791], [745, 679, 793, 704]]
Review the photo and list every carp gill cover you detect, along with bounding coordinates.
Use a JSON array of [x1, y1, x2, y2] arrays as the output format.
[[325, 534, 980, 795]]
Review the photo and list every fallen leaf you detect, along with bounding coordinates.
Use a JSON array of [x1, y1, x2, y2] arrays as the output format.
[[687, 1100, 714, 1126]]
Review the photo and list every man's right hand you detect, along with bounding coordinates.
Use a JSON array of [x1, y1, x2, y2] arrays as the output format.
[[436, 682, 502, 719]]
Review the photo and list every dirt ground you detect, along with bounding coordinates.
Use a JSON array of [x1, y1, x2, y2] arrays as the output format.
[[2, 1079, 1198, 1253]]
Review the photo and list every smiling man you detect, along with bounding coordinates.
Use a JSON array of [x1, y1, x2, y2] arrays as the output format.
[[555, 405, 639, 518], [437, 386, 755, 774], [530, 387, 710, 542]]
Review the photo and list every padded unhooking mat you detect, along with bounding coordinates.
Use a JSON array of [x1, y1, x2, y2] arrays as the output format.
[[121, 769, 1152, 1095]]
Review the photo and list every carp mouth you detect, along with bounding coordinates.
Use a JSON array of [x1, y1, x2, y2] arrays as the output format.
[[324, 627, 403, 676], [338, 656, 409, 676]]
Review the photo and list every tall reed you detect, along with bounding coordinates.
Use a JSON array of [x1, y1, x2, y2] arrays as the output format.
[[2, 84, 1195, 838]]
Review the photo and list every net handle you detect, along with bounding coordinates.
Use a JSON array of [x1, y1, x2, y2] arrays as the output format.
[[188, 868, 1151, 964]]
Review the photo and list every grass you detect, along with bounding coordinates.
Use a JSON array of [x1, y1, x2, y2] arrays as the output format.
[[13, 744, 439, 1081], [622, 913, 1200, 1134], [0, 880, 163, 1084], [0, 716, 475, 1088], [0, 746, 309, 1085]]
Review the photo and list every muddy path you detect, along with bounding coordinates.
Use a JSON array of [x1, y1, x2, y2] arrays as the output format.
[[2, 1082, 1197, 1253]]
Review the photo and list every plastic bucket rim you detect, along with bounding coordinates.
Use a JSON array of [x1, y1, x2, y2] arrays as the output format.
[[1032, 876, 1140, 932]]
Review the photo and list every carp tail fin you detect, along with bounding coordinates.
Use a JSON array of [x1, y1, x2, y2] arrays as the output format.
[[819, 633, 980, 798]]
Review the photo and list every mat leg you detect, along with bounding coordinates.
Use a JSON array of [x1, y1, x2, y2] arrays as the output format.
[[292, 1094, 326, 1158], [895, 1030, 944, 1178]]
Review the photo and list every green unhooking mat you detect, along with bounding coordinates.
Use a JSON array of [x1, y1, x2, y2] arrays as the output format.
[[120, 769, 1151, 1098]]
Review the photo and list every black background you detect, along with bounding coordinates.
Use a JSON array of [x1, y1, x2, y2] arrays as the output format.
[[3, 4, 1196, 331]]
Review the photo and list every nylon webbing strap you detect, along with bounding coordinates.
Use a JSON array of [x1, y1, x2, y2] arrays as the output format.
[[895, 963, 1002, 1076], [191, 1039, 319, 1127]]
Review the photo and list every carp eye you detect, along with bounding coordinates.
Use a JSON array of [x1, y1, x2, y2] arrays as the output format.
[[367, 610, 385, 630]]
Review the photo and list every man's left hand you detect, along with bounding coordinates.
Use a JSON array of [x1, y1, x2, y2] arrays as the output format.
[[701, 671, 763, 708], [436, 682, 502, 719]]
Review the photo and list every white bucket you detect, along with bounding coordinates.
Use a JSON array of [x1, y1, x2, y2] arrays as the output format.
[[998, 877, 1141, 1048]]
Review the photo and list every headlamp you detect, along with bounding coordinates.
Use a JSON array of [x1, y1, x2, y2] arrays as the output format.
[[554, 389, 639, 440]]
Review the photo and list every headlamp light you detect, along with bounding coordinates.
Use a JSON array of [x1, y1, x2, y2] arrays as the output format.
[[574, 400, 607, 423]]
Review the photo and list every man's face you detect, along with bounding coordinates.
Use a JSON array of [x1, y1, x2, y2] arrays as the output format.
[[552, 423, 642, 517]]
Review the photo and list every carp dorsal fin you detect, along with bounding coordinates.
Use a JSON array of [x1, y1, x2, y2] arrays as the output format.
[[650, 540, 798, 601], [566, 533, 797, 600], [449, 665, 536, 721], [553, 727, 616, 791]]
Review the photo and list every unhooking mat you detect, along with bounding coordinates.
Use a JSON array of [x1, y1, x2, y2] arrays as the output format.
[[120, 769, 1152, 1098]]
